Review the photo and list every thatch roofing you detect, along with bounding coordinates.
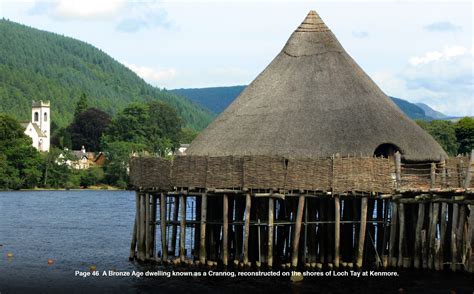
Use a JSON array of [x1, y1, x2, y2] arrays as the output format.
[[187, 11, 447, 161]]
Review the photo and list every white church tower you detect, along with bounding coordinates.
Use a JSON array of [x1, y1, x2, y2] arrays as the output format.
[[24, 100, 50, 152]]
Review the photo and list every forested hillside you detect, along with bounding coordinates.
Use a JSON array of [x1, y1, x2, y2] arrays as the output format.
[[172, 85, 439, 120], [172, 86, 246, 115], [0, 19, 213, 129]]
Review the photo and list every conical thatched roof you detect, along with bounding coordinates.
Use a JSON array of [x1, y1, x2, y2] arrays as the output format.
[[187, 11, 447, 161]]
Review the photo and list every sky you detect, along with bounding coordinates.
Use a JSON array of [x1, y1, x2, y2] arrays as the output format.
[[0, 0, 472, 116]]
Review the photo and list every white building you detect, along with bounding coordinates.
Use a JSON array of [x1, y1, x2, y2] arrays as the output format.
[[21, 100, 50, 152]]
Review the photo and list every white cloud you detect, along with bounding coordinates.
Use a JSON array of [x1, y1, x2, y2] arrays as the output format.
[[409, 45, 467, 66], [373, 45, 473, 116], [123, 62, 177, 86], [26, 0, 172, 31], [53, 0, 126, 20], [115, 1, 172, 32], [27, 0, 128, 20]]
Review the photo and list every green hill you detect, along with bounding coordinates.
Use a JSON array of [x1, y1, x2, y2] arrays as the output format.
[[172, 85, 436, 120], [172, 86, 246, 115], [0, 19, 213, 130], [415, 102, 448, 119]]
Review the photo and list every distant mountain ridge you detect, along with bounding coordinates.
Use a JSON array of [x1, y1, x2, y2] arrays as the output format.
[[416, 103, 448, 119], [0, 19, 213, 130], [172, 85, 446, 121], [172, 86, 246, 115]]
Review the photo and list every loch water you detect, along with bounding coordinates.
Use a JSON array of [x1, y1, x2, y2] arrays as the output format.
[[0, 190, 471, 294]]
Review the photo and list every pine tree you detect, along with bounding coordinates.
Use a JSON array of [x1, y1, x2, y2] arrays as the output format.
[[74, 93, 88, 117]]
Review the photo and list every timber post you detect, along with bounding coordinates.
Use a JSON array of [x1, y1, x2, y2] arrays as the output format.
[[291, 194, 305, 268], [160, 192, 168, 262]]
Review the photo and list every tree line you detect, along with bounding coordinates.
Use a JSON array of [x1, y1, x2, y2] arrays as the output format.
[[0, 94, 198, 190], [416, 118, 474, 156]]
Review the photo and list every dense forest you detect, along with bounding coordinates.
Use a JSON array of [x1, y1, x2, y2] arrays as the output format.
[[0, 19, 213, 130], [172, 85, 443, 120]]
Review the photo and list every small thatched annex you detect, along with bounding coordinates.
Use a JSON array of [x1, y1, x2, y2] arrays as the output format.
[[128, 11, 473, 273]]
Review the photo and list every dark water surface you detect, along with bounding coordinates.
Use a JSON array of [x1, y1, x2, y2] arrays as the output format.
[[0, 191, 472, 294]]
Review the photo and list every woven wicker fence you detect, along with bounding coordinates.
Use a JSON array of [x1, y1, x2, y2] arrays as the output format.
[[171, 156, 207, 188], [129, 155, 402, 193], [332, 157, 394, 193], [129, 157, 172, 190], [242, 156, 286, 190], [285, 158, 332, 191], [206, 156, 243, 188]]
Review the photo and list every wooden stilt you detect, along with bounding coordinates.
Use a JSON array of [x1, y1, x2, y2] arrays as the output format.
[[334, 195, 340, 268], [291, 195, 305, 268], [466, 204, 474, 273], [171, 195, 179, 256], [223, 194, 229, 266], [450, 203, 459, 271], [145, 193, 150, 259], [381, 199, 390, 268], [356, 197, 368, 269], [228, 195, 235, 261], [160, 193, 168, 262], [179, 193, 186, 262], [397, 203, 405, 268], [353, 199, 361, 265], [151, 194, 157, 258], [257, 218, 261, 265], [388, 201, 398, 267], [129, 192, 139, 260], [456, 205, 466, 262], [243, 192, 252, 265], [138, 193, 146, 261], [194, 196, 202, 259], [268, 197, 274, 268], [429, 202, 439, 269], [199, 193, 207, 264], [421, 229, 428, 269], [439, 202, 448, 270], [414, 202, 425, 269]]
